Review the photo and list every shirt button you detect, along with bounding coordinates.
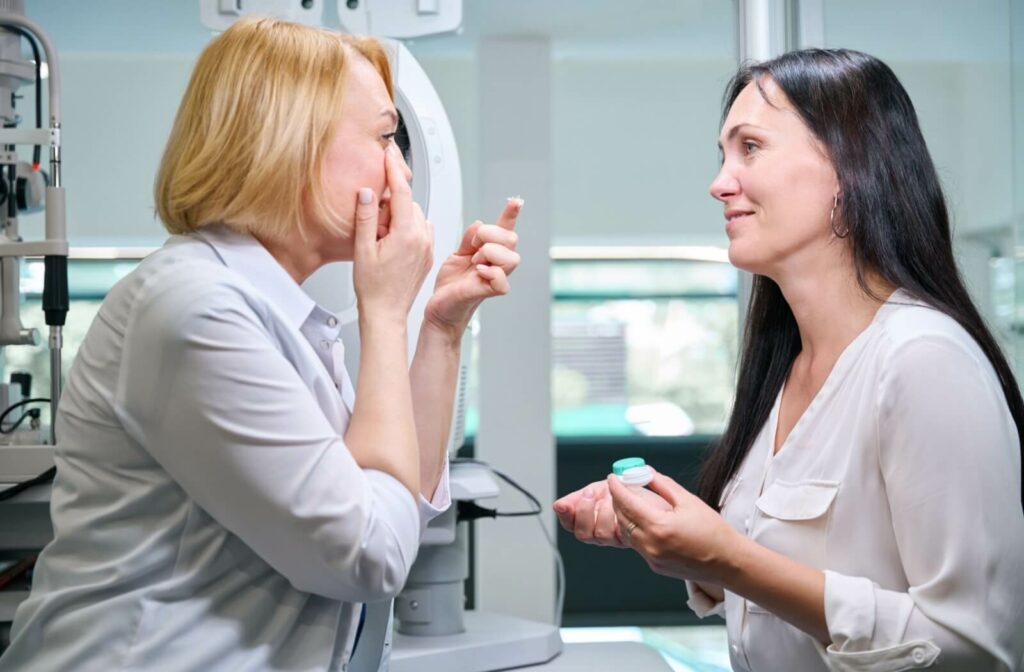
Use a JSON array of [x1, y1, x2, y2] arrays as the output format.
[[327, 316, 338, 327], [912, 647, 927, 664], [744, 517, 750, 530], [731, 644, 739, 655], [321, 340, 331, 350]]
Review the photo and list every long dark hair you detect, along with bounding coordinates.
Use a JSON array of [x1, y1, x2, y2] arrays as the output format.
[[697, 49, 1024, 508]]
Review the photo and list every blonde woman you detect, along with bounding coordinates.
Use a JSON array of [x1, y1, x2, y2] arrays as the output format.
[[0, 18, 521, 672]]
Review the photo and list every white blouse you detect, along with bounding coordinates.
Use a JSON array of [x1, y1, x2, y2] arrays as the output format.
[[1, 226, 450, 672], [686, 289, 1024, 672]]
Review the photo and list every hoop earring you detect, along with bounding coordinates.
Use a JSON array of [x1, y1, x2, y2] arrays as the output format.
[[831, 193, 849, 239]]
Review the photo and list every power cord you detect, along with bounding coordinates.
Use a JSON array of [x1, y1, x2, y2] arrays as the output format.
[[0, 466, 55, 502], [0, 398, 55, 502], [0, 398, 50, 429], [1, 407, 39, 434], [452, 457, 566, 628]]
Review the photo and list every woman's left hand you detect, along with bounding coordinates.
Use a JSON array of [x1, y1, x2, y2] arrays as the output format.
[[607, 470, 741, 585], [423, 198, 522, 339]]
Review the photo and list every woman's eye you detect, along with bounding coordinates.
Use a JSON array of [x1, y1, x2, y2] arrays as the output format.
[[743, 141, 759, 155], [382, 131, 398, 144]]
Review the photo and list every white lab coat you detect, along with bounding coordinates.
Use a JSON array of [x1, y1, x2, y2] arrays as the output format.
[[686, 289, 1024, 671], [0, 225, 450, 672]]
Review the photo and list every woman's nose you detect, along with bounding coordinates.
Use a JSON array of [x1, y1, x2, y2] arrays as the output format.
[[709, 164, 740, 202]]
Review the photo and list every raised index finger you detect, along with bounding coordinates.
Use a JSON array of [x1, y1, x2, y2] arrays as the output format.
[[496, 196, 524, 231]]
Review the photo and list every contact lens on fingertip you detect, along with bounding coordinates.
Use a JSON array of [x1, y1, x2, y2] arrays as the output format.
[[612, 457, 653, 487]]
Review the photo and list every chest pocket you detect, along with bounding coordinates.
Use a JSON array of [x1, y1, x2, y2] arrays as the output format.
[[750, 479, 839, 572]]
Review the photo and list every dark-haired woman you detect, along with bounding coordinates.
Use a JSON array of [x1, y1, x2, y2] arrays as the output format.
[[554, 49, 1024, 672]]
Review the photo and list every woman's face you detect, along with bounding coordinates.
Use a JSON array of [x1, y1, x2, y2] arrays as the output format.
[[710, 78, 840, 280], [309, 54, 411, 257]]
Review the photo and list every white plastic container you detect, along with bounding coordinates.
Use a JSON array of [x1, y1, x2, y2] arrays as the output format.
[[612, 457, 654, 488]]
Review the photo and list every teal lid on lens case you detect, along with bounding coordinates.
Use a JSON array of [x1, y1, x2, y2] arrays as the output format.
[[612, 457, 653, 486]]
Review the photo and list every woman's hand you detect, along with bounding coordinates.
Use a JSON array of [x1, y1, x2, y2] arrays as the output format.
[[422, 198, 522, 341], [607, 470, 741, 585], [352, 145, 434, 326], [554, 479, 671, 548]]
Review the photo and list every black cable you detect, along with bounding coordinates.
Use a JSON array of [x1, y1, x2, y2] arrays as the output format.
[[453, 457, 567, 626], [3, 25, 43, 170], [0, 397, 49, 428], [1, 412, 26, 432], [0, 398, 53, 500], [452, 458, 544, 517], [0, 407, 39, 434], [457, 500, 499, 522], [0, 466, 54, 502]]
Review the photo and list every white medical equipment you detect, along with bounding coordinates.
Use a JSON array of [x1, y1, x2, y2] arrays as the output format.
[[0, 0, 68, 631], [0, 0, 65, 455], [289, 5, 566, 670]]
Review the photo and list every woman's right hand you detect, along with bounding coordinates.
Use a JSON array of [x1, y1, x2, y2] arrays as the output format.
[[553, 479, 671, 548], [555, 478, 726, 603], [353, 144, 434, 326]]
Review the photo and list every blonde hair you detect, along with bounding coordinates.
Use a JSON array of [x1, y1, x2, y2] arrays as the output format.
[[155, 17, 393, 241]]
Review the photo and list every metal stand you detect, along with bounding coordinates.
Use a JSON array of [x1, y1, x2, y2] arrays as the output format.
[[387, 461, 566, 671]]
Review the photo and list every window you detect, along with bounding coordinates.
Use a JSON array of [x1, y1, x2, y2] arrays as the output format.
[[552, 254, 738, 437], [15, 254, 740, 442], [464, 251, 739, 440]]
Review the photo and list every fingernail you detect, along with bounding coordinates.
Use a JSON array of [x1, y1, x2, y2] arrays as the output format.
[[507, 196, 525, 208], [471, 253, 481, 264], [358, 188, 373, 204], [476, 264, 489, 273], [582, 487, 594, 499], [470, 235, 480, 248]]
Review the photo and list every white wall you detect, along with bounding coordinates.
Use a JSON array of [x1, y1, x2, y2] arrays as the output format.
[[822, 0, 1015, 345], [473, 36, 556, 625], [19, 55, 194, 246], [22, 1, 212, 245], [549, 58, 736, 246], [412, 53, 738, 247], [21, 0, 1017, 252]]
